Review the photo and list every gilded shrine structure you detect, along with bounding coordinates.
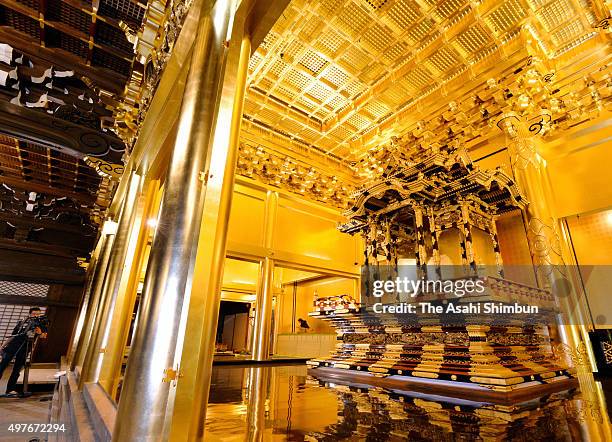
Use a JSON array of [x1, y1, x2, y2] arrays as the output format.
[[308, 144, 576, 399]]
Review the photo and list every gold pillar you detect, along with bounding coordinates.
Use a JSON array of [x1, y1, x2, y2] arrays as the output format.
[[245, 366, 270, 441], [262, 190, 278, 249], [68, 238, 101, 366], [71, 221, 117, 373], [489, 218, 504, 278], [80, 172, 143, 387], [113, 0, 238, 439], [165, 30, 251, 441], [428, 209, 442, 279], [253, 257, 275, 361], [97, 179, 161, 396], [252, 190, 278, 361], [549, 179, 598, 371], [459, 202, 477, 274], [413, 206, 427, 279], [498, 114, 595, 371], [272, 272, 283, 355]]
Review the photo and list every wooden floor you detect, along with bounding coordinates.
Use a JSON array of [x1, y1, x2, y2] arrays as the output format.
[[0, 365, 58, 441], [0, 392, 53, 441], [19, 370, 59, 388]]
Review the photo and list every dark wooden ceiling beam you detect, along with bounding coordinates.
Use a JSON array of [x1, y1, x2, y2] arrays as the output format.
[[0, 0, 133, 60], [0, 240, 86, 283], [0, 212, 93, 235], [39, 0, 47, 46], [0, 100, 125, 164], [1, 0, 129, 36], [87, 5, 97, 65], [0, 0, 141, 262], [43, 19, 133, 61], [0, 153, 101, 185], [0, 175, 96, 204], [0, 0, 39, 23], [0, 28, 125, 95], [0, 165, 98, 192], [0, 294, 79, 308], [0, 88, 109, 119], [0, 237, 86, 258], [15, 139, 26, 182], [0, 143, 102, 176], [0, 166, 98, 189], [2, 65, 119, 112], [45, 146, 53, 191], [57, 0, 127, 32]]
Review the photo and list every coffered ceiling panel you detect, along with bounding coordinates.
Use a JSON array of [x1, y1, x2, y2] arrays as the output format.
[[242, 0, 609, 166]]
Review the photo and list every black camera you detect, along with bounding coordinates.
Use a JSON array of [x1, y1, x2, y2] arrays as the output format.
[[22, 315, 49, 339]]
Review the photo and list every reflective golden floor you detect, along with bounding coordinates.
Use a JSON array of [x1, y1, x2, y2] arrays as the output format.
[[205, 365, 612, 441]]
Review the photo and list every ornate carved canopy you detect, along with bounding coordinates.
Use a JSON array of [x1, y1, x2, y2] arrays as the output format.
[[338, 142, 526, 276], [340, 143, 526, 233]]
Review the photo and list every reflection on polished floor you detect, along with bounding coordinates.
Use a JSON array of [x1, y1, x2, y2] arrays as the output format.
[[205, 364, 612, 441]]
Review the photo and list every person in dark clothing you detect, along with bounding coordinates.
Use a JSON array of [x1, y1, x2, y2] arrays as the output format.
[[0, 307, 48, 397], [297, 318, 310, 332]]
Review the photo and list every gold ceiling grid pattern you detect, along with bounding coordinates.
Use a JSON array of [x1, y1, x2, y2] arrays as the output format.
[[243, 0, 606, 164]]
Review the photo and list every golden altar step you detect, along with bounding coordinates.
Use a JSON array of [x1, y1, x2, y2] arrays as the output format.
[[308, 278, 575, 398]]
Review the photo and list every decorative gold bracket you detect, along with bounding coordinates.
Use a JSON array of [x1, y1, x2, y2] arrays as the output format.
[[162, 366, 183, 384], [84, 156, 125, 181]]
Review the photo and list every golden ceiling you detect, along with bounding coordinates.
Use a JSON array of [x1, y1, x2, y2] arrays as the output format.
[[242, 0, 611, 166]]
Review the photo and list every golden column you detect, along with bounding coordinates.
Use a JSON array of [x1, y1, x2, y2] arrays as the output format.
[[252, 190, 278, 361], [80, 171, 143, 386], [68, 233, 102, 365], [459, 202, 477, 274], [167, 30, 251, 442], [427, 208, 442, 279], [497, 113, 596, 370], [253, 257, 275, 360], [97, 179, 161, 396], [245, 366, 271, 440], [113, 0, 240, 439], [413, 205, 428, 279], [71, 220, 117, 373]]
